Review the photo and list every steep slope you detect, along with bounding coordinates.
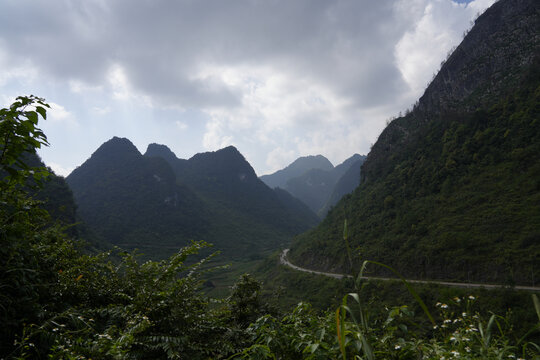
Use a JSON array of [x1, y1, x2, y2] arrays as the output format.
[[66, 137, 207, 255], [318, 155, 366, 217], [144, 145, 319, 254], [69, 139, 318, 258], [290, 0, 540, 285], [260, 155, 333, 189], [284, 168, 337, 214], [273, 187, 319, 226], [23, 153, 78, 228], [332, 154, 365, 181], [282, 154, 364, 215]]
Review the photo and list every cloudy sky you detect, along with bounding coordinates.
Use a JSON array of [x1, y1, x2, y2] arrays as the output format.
[[0, 0, 495, 177]]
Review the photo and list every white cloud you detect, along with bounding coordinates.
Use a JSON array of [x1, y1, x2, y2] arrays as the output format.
[[48, 102, 78, 127], [394, 0, 495, 95], [92, 106, 111, 115], [107, 64, 132, 101], [265, 147, 297, 175], [0, 44, 37, 87], [69, 80, 103, 94], [175, 120, 188, 131], [202, 117, 233, 150], [466, 0, 497, 13], [48, 162, 74, 177], [0, 0, 499, 175]]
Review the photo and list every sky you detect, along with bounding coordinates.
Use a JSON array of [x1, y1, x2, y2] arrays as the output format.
[[0, 0, 495, 177]]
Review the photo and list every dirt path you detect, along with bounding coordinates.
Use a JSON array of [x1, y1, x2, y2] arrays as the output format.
[[280, 249, 540, 292]]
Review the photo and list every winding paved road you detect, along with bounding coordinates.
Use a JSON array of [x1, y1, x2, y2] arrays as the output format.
[[280, 249, 540, 292]]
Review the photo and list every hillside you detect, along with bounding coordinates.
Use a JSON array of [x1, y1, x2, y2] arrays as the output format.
[[23, 153, 78, 228], [262, 154, 365, 216], [66, 138, 207, 256], [260, 155, 333, 189], [66, 139, 318, 259], [318, 156, 365, 217], [289, 0, 540, 285]]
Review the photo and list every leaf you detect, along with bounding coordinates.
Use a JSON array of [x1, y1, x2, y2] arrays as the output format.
[[26, 111, 38, 125], [533, 294, 540, 323], [36, 106, 47, 120], [358, 260, 435, 326]]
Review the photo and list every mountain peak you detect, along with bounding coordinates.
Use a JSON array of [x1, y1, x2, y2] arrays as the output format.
[[190, 145, 245, 163], [91, 137, 141, 163], [289, 155, 333, 171], [417, 0, 539, 114], [260, 154, 333, 189], [145, 143, 179, 162], [188, 146, 255, 178], [216, 145, 242, 157], [363, 0, 539, 182]]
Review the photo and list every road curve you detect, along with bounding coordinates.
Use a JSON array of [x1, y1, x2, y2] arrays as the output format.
[[280, 249, 540, 292]]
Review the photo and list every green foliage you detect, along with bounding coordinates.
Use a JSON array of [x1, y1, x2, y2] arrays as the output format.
[[291, 59, 540, 285], [1, 95, 538, 360], [67, 140, 318, 261], [228, 274, 265, 326], [231, 292, 540, 359], [0, 95, 50, 188], [0, 98, 237, 359], [12, 241, 238, 360]]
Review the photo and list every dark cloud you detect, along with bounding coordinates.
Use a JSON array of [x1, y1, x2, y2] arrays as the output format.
[[1, 0, 493, 176], [0, 0, 413, 109]]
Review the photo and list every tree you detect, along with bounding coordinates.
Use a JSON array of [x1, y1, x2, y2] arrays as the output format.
[[0, 95, 50, 188]]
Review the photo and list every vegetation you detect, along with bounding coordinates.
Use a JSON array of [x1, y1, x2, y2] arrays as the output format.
[[260, 154, 366, 217], [290, 56, 540, 286], [3, 2, 539, 356], [66, 140, 318, 261], [2, 96, 539, 359]]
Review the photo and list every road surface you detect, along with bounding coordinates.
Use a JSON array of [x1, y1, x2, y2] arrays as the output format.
[[280, 249, 540, 292]]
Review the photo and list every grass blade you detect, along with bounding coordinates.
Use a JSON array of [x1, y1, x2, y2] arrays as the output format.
[[357, 260, 435, 326]]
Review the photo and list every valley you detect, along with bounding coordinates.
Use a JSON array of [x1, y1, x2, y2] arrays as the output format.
[[1, 0, 539, 358]]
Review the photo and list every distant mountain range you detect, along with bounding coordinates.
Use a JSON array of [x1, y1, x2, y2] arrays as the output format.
[[66, 139, 319, 259], [260, 154, 366, 217], [289, 0, 540, 285]]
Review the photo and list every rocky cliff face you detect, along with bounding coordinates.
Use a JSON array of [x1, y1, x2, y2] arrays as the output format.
[[418, 0, 539, 114], [362, 0, 539, 182]]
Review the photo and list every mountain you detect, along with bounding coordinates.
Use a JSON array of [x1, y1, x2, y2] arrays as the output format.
[[66, 138, 318, 259], [289, 0, 540, 285], [23, 153, 78, 228], [146, 145, 320, 246], [284, 168, 337, 215], [260, 155, 333, 189], [17, 153, 107, 248], [318, 156, 366, 217], [66, 137, 208, 256], [332, 154, 365, 181], [264, 154, 365, 216]]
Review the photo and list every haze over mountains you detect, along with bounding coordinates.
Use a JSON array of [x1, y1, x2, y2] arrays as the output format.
[[289, 0, 540, 285], [260, 154, 366, 217]]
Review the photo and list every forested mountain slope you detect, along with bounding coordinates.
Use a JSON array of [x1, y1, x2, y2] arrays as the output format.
[[318, 156, 366, 217], [289, 0, 540, 285], [23, 153, 78, 228], [283, 154, 365, 216], [261, 154, 366, 216], [66, 139, 318, 259], [146, 144, 319, 247], [66, 138, 207, 254]]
